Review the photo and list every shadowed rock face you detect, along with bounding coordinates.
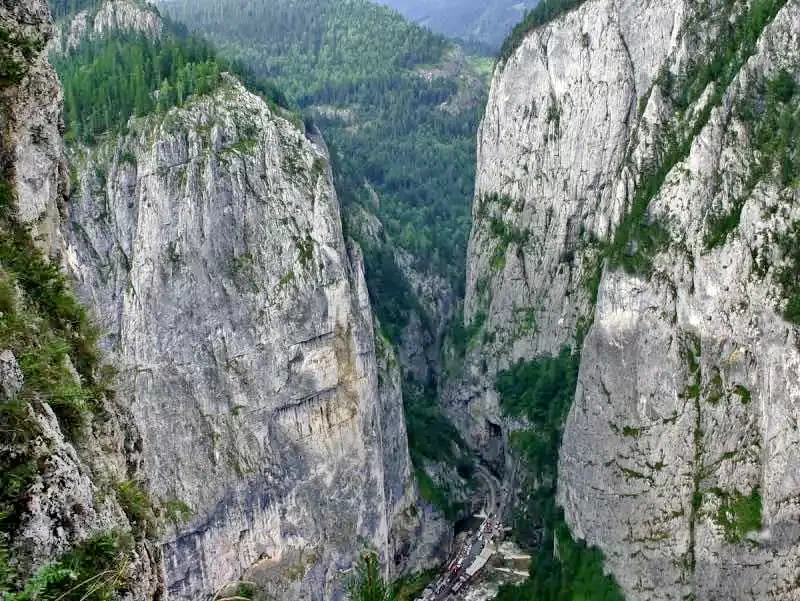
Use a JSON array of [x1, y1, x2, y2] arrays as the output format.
[[451, 0, 800, 598], [63, 73, 446, 599]]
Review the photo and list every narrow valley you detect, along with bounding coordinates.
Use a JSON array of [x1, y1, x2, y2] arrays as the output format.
[[1, 0, 799, 600]]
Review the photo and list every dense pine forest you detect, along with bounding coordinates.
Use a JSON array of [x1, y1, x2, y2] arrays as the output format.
[[53, 32, 290, 144]]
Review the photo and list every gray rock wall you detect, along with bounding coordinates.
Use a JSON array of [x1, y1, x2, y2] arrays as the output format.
[[458, 0, 800, 598], [559, 1, 800, 598], [0, 1, 161, 597], [63, 75, 442, 600]]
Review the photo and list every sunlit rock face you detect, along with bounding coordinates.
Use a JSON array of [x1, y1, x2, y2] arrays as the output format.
[[64, 73, 447, 600], [452, 0, 800, 598]]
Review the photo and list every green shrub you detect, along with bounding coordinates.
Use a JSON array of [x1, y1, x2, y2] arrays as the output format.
[[2, 530, 134, 601], [733, 385, 752, 404], [116, 480, 157, 537], [776, 221, 800, 325], [711, 488, 762, 543], [348, 553, 393, 601], [163, 499, 194, 526]]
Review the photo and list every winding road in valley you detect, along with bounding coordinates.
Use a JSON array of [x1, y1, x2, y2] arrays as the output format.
[[416, 463, 511, 601]]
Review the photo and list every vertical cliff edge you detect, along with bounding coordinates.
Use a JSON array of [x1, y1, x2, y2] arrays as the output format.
[[64, 72, 446, 600], [452, 0, 800, 598]]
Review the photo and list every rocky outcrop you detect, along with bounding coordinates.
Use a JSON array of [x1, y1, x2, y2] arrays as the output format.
[[559, 2, 800, 599], [444, 0, 687, 463], [458, 0, 800, 598], [49, 0, 163, 54], [1, 0, 67, 255], [0, 1, 161, 598], [63, 73, 444, 599]]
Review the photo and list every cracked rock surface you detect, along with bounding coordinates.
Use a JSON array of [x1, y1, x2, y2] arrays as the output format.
[[450, 0, 800, 598], [64, 75, 447, 600]]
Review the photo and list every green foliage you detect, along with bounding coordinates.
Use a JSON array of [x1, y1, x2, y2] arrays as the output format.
[[733, 384, 752, 405], [583, 254, 603, 304], [403, 382, 465, 466], [488, 218, 529, 271], [606, 156, 670, 275], [163, 499, 194, 526], [497, 347, 578, 430], [609, 0, 789, 270], [499, 0, 588, 63], [163, 0, 449, 101], [2, 531, 134, 601], [414, 468, 461, 521], [360, 243, 422, 342], [443, 306, 486, 366], [0, 25, 46, 88], [392, 569, 437, 601], [0, 401, 40, 543], [115, 480, 157, 538], [348, 553, 394, 601], [52, 30, 290, 146], [710, 488, 762, 544], [0, 225, 110, 444], [495, 348, 625, 601], [516, 308, 537, 336], [706, 69, 798, 250], [294, 234, 315, 270], [495, 512, 625, 601]]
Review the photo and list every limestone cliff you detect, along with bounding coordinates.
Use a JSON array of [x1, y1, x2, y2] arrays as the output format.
[[456, 0, 800, 598], [63, 70, 445, 599], [0, 1, 161, 598]]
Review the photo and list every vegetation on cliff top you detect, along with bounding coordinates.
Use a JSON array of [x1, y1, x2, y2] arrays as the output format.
[[498, 0, 589, 63], [52, 29, 291, 145], [159, 0, 483, 283]]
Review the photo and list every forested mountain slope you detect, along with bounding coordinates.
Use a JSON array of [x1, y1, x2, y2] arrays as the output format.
[[448, 0, 800, 598], [375, 0, 537, 49]]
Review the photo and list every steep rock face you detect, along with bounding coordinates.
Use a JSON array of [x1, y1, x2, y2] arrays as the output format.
[[0, 1, 161, 598], [445, 0, 686, 463], [559, 2, 800, 599], [460, 0, 800, 598], [63, 76, 442, 600], [1, 0, 67, 254], [344, 202, 454, 385]]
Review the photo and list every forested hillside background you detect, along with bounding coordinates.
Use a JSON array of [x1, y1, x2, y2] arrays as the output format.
[[375, 0, 537, 49]]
